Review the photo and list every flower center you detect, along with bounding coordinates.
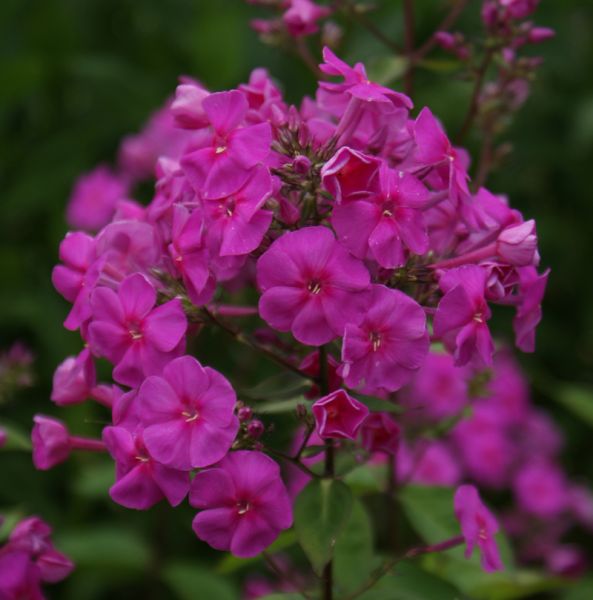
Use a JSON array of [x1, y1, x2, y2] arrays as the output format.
[[215, 145, 227, 155], [473, 312, 484, 324], [182, 409, 200, 423], [135, 455, 149, 463], [307, 280, 322, 295], [369, 331, 382, 351], [236, 500, 251, 515], [129, 325, 143, 341]]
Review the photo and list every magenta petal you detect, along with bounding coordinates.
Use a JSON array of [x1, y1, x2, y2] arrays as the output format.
[[369, 218, 404, 268], [189, 468, 236, 508], [230, 513, 278, 558], [193, 508, 237, 552], [143, 298, 187, 352], [143, 420, 192, 470], [219, 209, 272, 257], [331, 201, 378, 258], [228, 123, 272, 168], [52, 265, 82, 302], [203, 153, 252, 200], [110, 464, 164, 510], [162, 355, 210, 401], [258, 287, 305, 331], [189, 418, 239, 468], [91, 286, 124, 324], [118, 273, 156, 320], [88, 321, 129, 363], [292, 297, 335, 346], [138, 376, 181, 422], [203, 90, 248, 135], [152, 463, 190, 506]]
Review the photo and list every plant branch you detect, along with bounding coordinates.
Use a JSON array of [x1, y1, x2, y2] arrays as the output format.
[[262, 551, 315, 600]]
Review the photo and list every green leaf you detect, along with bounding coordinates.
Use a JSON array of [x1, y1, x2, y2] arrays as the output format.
[[72, 460, 114, 499], [367, 56, 407, 85], [398, 486, 459, 544], [0, 420, 32, 451], [300, 445, 326, 459], [254, 396, 306, 415], [553, 385, 593, 428], [294, 479, 353, 574], [242, 372, 312, 401], [163, 562, 239, 600], [344, 463, 388, 495], [359, 561, 461, 600], [54, 527, 150, 572], [334, 498, 376, 593], [0, 509, 24, 542], [355, 394, 404, 414], [561, 577, 593, 600], [216, 530, 297, 574]]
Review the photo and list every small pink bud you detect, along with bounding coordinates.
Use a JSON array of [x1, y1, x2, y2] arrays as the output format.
[[51, 349, 96, 407], [293, 155, 312, 174], [0, 426, 7, 449], [238, 406, 253, 422], [31, 416, 71, 470], [497, 219, 538, 266], [247, 419, 265, 439], [434, 31, 456, 50], [528, 26, 555, 44], [171, 83, 211, 129], [312, 389, 369, 440]]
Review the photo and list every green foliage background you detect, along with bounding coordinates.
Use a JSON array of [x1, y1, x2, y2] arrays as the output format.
[[0, 0, 592, 598]]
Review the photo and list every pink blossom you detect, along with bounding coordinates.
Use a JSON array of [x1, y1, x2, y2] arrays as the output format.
[[168, 205, 216, 306], [181, 90, 272, 199], [397, 440, 462, 486], [8, 517, 74, 584], [103, 426, 190, 510], [341, 285, 429, 393], [0, 549, 43, 600], [283, 0, 331, 37], [513, 460, 569, 518], [321, 147, 381, 204], [359, 412, 400, 455], [51, 231, 98, 331], [332, 163, 430, 268], [88, 273, 187, 387], [312, 389, 369, 439], [137, 355, 239, 470], [31, 415, 71, 470], [401, 352, 469, 423], [513, 266, 549, 352], [66, 165, 128, 231], [190, 451, 293, 557], [319, 47, 412, 112], [434, 266, 494, 367], [203, 164, 273, 257], [454, 484, 503, 572], [257, 226, 370, 346], [496, 219, 539, 266], [50, 348, 96, 406], [170, 81, 210, 129]]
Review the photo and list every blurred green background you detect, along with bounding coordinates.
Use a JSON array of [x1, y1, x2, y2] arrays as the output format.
[[1, 0, 592, 598]]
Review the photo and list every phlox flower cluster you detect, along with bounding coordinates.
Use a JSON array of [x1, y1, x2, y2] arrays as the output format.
[[38, 34, 551, 574], [0, 516, 73, 600]]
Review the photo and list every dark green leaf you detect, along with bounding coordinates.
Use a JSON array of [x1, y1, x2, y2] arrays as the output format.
[[553, 385, 593, 428], [163, 562, 239, 600], [294, 479, 353, 574], [0, 421, 32, 451], [242, 372, 312, 401]]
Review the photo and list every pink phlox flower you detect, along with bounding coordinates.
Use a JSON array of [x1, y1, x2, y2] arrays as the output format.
[[434, 265, 494, 367], [51, 231, 98, 331], [321, 147, 382, 204], [203, 164, 273, 257], [137, 355, 239, 470], [512, 266, 549, 352], [454, 484, 503, 572], [283, 0, 331, 37], [8, 517, 74, 584], [88, 273, 187, 387], [401, 352, 469, 423], [341, 284, 429, 393], [496, 219, 539, 266], [513, 459, 569, 518], [50, 348, 96, 406], [66, 165, 128, 232], [190, 451, 293, 557], [413, 107, 470, 211], [396, 440, 461, 486], [359, 412, 400, 456], [168, 204, 216, 306], [0, 549, 43, 600], [312, 389, 369, 439], [257, 226, 371, 346], [103, 425, 190, 510], [332, 162, 430, 268], [180, 90, 272, 199], [318, 47, 412, 112], [239, 68, 288, 126]]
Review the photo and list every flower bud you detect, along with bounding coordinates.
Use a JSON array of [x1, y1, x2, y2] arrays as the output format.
[[238, 406, 253, 422], [293, 154, 312, 175], [51, 349, 96, 406], [497, 219, 538, 266], [312, 389, 369, 440], [528, 26, 555, 44], [31, 416, 71, 470], [247, 419, 265, 439], [170, 83, 210, 129], [0, 426, 6, 449]]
